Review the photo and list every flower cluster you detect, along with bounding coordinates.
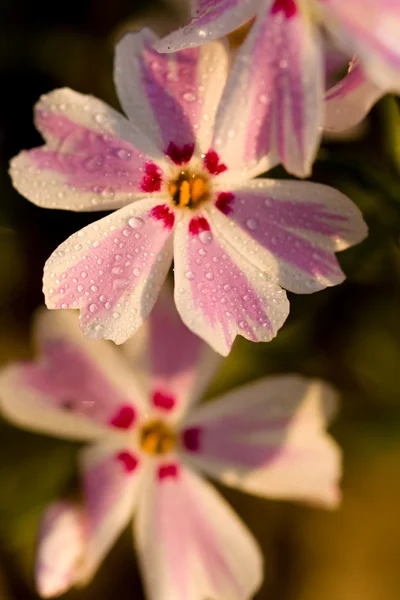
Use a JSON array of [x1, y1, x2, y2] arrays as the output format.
[[1, 0, 398, 598]]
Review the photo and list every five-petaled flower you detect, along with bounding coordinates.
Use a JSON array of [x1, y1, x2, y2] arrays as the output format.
[[0, 297, 341, 600], [157, 0, 400, 176], [10, 29, 367, 356]]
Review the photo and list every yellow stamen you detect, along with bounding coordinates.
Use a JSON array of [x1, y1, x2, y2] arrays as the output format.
[[179, 180, 191, 207], [168, 171, 210, 209], [140, 420, 176, 455], [191, 177, 208, 205]]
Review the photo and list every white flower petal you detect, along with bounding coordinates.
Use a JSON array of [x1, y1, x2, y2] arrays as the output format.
[[173, 213, 289, 356], [115, 29, 230, 154], [181, 375, 341, 508], [9, 88, 164, 212], [211, 178, 367, 294], [135, 462, 262, 600], [122, 286, 221, 421], [78, 441, 145, 582], [43, 198, 174, 344], [35, 501, 86, 598], [0, 308, 143, 439]]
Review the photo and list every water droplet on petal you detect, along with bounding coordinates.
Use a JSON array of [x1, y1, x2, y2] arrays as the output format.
[[182, 92, 197, 102], [117, 148, 132, 160], [185, 271, 195, 280], [246, 218, 259, 230], [128, 217, 145, 229], [199, 231, 213, 245]]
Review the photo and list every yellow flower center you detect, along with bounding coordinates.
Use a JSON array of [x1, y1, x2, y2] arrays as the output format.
[[168, 171, 210, 209], [139, 420, 176, 455]]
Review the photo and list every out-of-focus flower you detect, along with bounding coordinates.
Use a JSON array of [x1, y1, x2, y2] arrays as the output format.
[[157, 0, 400, 176], [9, 30, 366, 355], [0, 298, 341, 599]]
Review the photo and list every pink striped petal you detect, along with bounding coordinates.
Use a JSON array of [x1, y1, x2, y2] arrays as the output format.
[[43, 198, 174, 344], [324, 60, 383, 131], [212, 2, 324, 177], [10, 88, 165, 212], [35, 501, 86, 598], [122, 287, 220, 420], [115, 29, 229, 154], [173, 213, 289, 356], [0, 309, 145, 439], [135, 463, 262, 600], [321, 0, 400, 92], [79, 442, 144, 582], [212, 179, 367, 294], [156, 0, 258, 52], [181, 375, 341, 507]]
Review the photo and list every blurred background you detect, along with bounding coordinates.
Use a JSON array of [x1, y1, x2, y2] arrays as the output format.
[[1, 0, 400, 598]]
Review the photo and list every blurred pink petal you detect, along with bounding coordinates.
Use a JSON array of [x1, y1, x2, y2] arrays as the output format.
[[325, 60, 384, 131], [135, 463, 262, 600], [0, 309, 145, 440], [36, 501, 86, 598], [181, 375, 341, 507], [78, 442, 144, 582], [122, 286, 221, 421]]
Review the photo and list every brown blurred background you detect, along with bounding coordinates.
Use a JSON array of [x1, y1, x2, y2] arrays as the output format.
[[1, 0, 400, 598]]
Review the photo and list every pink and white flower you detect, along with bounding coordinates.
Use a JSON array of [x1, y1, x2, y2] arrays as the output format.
[[10, 29, 366, 355], [157, 0, 400, 176], [0, 299, 341, 599]]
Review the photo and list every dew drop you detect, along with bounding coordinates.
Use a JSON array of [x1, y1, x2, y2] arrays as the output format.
[[199, 231, 213, 245], [89, 303, 98, 313], [182, 92, 197, 102], [246, 218, 259, 230], [117, 148, 132, 160], [185, 271, 195, 280], [128, 217, 145, 229]]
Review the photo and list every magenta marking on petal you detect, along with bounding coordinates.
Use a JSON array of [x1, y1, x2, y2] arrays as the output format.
[[158, 463, 179, 481], [30, 113, 153, 194], [188, 216, 210, 235], [110, 404, 136, 429], [152, 390, 176, 411], [215, 192, 234, 215], [182, 427, 202, 452], [203, 149, 227, 175], [116, 451, 139, 473], [271, 0, 297, 18], [140, 162, 163, 192], [165, 142, 195, 165], [149, 204, 175, 230]]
